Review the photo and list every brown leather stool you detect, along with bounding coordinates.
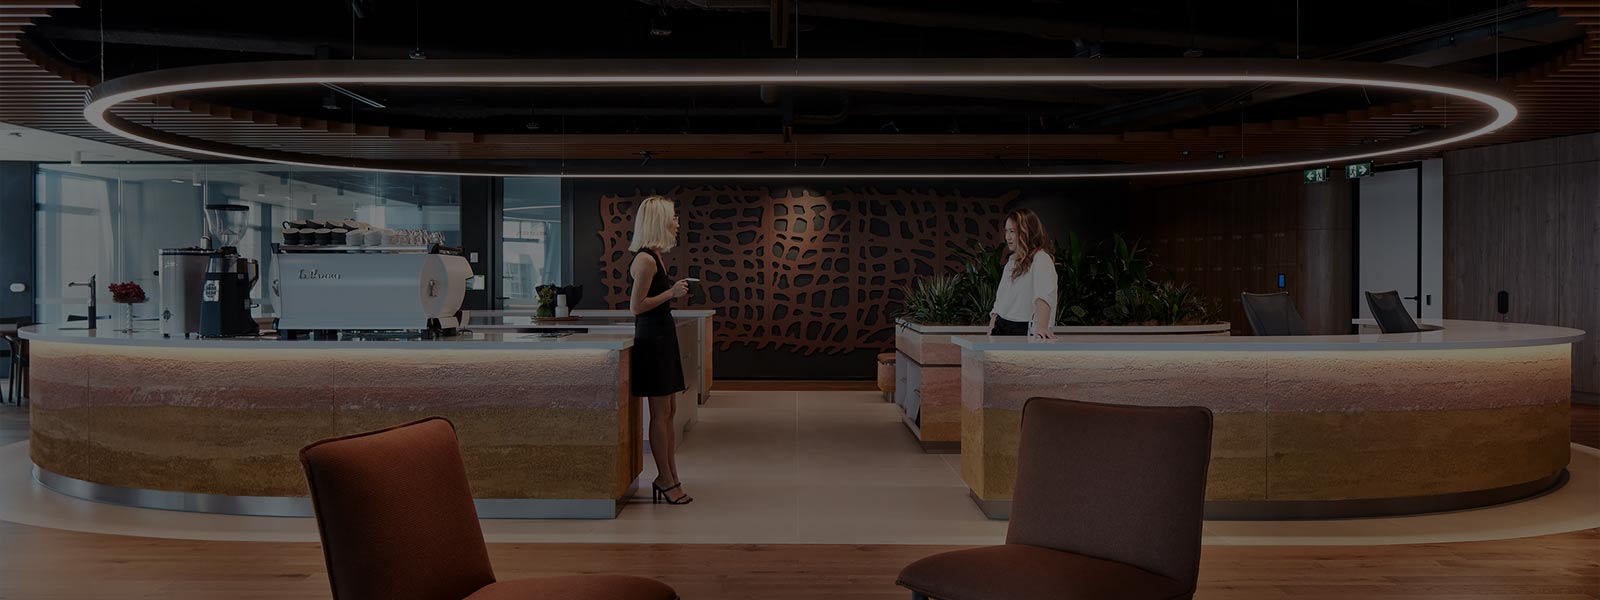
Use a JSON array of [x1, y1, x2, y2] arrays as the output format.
[[300, 417, 678, 600], [898, 398, 1213, 600]]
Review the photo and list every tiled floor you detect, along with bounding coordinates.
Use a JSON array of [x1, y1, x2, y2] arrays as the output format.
[[3, 388, 1598, 547]]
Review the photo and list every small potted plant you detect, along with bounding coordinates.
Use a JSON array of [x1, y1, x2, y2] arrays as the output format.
[[109, 281, 148, 333], [534, 284, 557, 318]]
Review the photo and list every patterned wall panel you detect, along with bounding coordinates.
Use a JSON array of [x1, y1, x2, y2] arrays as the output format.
[[598, 186, 1013, 355]]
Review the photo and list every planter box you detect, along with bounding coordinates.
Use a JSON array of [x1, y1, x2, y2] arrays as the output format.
[[894, 319, 1229, 453]]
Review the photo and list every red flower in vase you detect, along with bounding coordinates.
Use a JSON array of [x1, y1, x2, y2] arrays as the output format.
[[109, 282, 148, 304]]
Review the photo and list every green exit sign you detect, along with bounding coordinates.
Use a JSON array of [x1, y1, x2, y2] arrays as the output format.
[[1303, 167, 1329, 184], [1345, 162, 1373, 179]]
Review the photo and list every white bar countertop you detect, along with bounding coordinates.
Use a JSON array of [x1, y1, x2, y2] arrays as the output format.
[[19, 323, 634, 350], [575, 309, 716, 318], [465, 316, 636, 333], [461, 310, 716, 333], [897, 319, 1230, 335], [952, 319, 1584, 352], [466, 309, 715, 319]]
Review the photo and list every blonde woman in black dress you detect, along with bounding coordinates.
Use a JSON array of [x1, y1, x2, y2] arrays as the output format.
[[629, 196, 693, 504]]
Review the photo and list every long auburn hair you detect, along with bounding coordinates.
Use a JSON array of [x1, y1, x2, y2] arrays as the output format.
[[1006, 208, 1051, 280]]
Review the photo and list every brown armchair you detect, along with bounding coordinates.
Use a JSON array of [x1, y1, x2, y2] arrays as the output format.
[[897, 398, 1213, 600], [299, 417, 678, 600]]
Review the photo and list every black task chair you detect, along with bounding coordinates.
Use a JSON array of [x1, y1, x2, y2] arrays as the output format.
[[1364, 291, 1422, 334], [1239, 292, 1311, 336], [1, 316, 34, 405]]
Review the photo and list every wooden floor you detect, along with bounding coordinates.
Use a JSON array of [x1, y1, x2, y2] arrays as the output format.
[[0, 400, 1594, 599], [0, 520, 1594, 599], [719, 379, 881, 391]]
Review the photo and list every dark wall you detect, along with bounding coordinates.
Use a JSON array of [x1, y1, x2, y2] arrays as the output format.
[[1443, 133, 1599, 394], [1130, 170, 1355, 336], [0, 162, 35, 320], [569, 179, 1127, 379]]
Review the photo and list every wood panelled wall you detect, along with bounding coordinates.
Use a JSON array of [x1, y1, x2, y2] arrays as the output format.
[[1131, 171, 1354, 335], [570, 179, 1128, 379], [593, 186, 1011, 356], [1444, 133, 1599, 394]]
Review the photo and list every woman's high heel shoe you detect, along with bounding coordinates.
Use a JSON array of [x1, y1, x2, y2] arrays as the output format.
[[652, 482, 693, 505]]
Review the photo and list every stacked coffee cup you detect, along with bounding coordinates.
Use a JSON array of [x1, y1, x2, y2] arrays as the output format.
[[282, 219, 384, 247]]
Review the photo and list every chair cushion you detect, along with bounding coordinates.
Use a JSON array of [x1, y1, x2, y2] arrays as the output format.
[[897, 545, 1191, 600], [465, 575, 678, 600]]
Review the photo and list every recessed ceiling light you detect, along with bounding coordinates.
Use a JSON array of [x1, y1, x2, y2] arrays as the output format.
[[171, 179, 185, 184], [82, 58, 1517, 180]]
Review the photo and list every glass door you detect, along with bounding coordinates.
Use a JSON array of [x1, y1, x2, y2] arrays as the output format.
[[500, 179, 563, 309]]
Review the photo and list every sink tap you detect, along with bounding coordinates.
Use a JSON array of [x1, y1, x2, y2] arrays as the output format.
[[68, 274, 96, 330]]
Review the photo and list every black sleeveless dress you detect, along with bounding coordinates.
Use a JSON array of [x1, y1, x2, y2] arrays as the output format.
[[631, 248, 686, 398]]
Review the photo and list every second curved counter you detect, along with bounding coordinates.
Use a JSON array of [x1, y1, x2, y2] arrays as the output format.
[[953, 319, 1584, 520]]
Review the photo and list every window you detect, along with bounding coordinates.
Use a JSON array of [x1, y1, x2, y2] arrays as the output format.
[[35, 164, 461, 324], [501, 179, 563, 308]]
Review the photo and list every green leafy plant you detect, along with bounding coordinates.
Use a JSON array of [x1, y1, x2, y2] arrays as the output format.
[[951, 242, 1007, 325], [894, 274, 970, 326], [895, 233, 1222, 328], [1145, 280, 1221, 326], [535, 285, 557, 318], [1054, 232, 1094, 325]]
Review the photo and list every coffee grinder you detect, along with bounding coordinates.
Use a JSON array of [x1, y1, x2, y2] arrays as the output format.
[[199, 204, 260, 337]]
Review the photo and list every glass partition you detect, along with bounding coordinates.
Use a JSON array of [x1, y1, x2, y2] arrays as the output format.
[[35, 163, 461, 324], [501, 178, 563, 309]]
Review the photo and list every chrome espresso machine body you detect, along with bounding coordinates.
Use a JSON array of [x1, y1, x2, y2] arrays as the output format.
[[156, 204, 260, 339], [274, 243, 472, 338]]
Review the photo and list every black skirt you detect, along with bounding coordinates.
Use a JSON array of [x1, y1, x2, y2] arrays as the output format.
[[631, 312, 687, 397], [991, 316, 1029, 336]]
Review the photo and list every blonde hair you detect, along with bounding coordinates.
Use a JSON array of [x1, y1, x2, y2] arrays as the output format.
[[628, 196, 678, 252]]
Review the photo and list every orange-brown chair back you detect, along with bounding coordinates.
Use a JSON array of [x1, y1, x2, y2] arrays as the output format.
[[1007, 398, 1213, 593], [300, 417, 495, 600]]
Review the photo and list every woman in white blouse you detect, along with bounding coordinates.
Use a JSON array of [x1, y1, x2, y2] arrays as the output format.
[[988, 208, 1058, 339]]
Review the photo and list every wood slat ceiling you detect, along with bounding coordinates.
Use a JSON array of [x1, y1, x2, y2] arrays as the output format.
[[1, 2, 1595, 169]]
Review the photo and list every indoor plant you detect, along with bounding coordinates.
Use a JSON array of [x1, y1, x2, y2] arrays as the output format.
[[900, 234, 1219, 328]]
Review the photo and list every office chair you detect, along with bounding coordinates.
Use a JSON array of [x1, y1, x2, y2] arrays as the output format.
[[1239, 292, 1311, 336], [1365, 290, 1422, 334]]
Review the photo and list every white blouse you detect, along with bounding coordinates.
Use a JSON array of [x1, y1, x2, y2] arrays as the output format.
[[991, 250, 1058, 331]]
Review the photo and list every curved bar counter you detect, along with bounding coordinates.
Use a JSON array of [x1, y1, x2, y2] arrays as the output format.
[[21, 324, 643, 519], [953, 319, 1585, 520]]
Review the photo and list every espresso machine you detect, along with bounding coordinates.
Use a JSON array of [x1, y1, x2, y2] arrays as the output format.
[[198, 204, 260, 338], [276, 245, 471, 338]]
